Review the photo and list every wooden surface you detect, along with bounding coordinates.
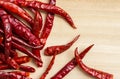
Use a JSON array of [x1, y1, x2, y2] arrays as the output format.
[[30, 0, 120, 79]]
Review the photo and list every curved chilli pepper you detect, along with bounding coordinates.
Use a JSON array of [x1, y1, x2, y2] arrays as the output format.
[[44, 35, 80, 56], [32, 10, 43, 67], [0, 1, 34, 25], [51, 44, 94, 79], [40, 0, 56, 48], [12, 41, 41, 62], [20, 65, 35, 73], [16, 0, 76, 29], [1, 14, 12, 58], [40, 52, 56, 79], [8, 15, 41, 47], [74, 48, 113, 79]]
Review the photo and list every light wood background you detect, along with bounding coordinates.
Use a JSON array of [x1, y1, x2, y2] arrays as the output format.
[[29, 0, 120, 79]]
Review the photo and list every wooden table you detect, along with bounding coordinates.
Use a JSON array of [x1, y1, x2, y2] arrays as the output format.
[[30, 0, 120, 78]]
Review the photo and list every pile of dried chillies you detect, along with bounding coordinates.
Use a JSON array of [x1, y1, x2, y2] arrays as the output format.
[[0, 0, 113, 79]]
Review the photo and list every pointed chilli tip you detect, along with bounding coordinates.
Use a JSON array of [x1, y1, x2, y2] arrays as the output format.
[[89, 44, 94, 48], [74, 47, 79, 57], [72, 24, 77, 29]]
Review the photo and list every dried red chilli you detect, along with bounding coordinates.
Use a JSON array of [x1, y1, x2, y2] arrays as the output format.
[[40, 0, 56, 48], [10, 49, 18, 58], [0, 64, 35, 73], [0, 1, 34, 25], [0, 8, 41, 47], [74, 48, 113, 79], [0, 28, 41, 49], [44, 35, 80, 56], [51, 44, 94, 79], [15, 0, 76, 29], [20, 65, 35, 73], [1, 14, 12, 58], [32, 10, 43, 67], [0, 52, 19, 69], [0, 36, 3, 44], [0, 41, 40, 62], [40, 52, 56, 79], [14, 56, 30, 64], [0, 71, 32, 79], [0, 56, 30, 65], [12, 36, 42, 49], [12, 41, 41, 62], [8, 15, 41, 47], [9, 71, 30, 77]]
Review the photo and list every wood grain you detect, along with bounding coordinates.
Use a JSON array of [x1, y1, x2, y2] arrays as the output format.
[[30, 0, 120, 79]]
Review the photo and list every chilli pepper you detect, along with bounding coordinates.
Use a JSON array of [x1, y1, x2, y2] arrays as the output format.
[[20, 65, 35, 73], [0, 56, 30, 65], [15, 0, 76, 29], [32, 10, 43, 67], [40, 52, 56, 79], [10, 49, 18, 58], [0, 61, 3, 64], [0, 36, 3, 45], [0, 64, 35, 73], [9, 71, 30, 77], [8, 15, 41, 47], [14, 56, 30, 64], [12, 41, 40, 62], [40, 0, 56, 48], [12, 36, 42, 49], [0, 8, 40, 47], [44, 35, 80, 56], [1, 14, 12, 58], [0, 71, 32, 79], [0, 28, 41, 49], [51, 44, 94, 79], [74, 47, 113, 79], [0, 1, 34, 25], [0, 52, 19, 69]]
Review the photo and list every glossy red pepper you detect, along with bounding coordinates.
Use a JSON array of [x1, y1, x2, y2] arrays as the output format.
[[51, 44, 94, 79], [40, 0, 56, 48], [16, 0, 76, 29], [44, 35, 80, 56], [0, 1, 34, 25], [74, 48, 113, 79], [40, 52, 56, 79]]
